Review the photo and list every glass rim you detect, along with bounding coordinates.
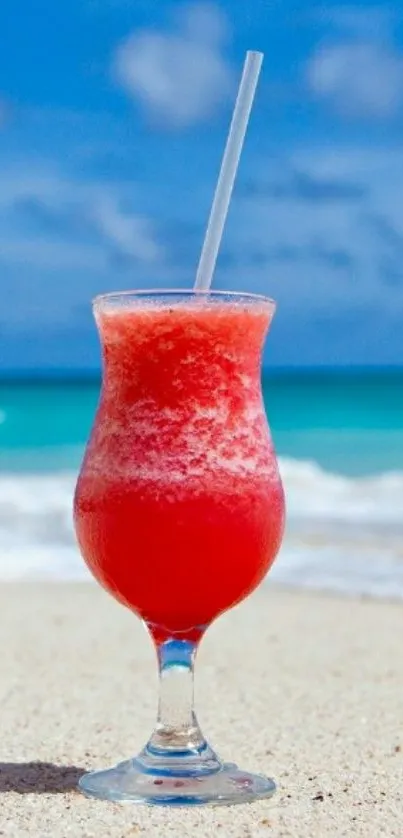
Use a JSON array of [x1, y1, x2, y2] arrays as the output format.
[[93, 288, 276, 308]]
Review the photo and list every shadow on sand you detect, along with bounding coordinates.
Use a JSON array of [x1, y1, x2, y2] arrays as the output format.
[[0, 762, 86, 794]]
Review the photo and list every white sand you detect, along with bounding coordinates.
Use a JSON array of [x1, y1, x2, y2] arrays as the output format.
[[0, 583, 402, 836]]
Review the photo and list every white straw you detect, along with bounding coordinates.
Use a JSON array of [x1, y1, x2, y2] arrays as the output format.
[[194, 50, 263, 292]]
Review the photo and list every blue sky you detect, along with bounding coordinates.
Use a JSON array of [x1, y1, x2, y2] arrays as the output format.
[[1, 0, 403, 370]]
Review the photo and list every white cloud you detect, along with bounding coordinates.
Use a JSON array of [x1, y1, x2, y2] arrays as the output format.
[[307, 41, 403, 118], [178, 2, 228, 44], [294, 146, 403, 249], [113, 2, 233, 128], [93, 197, 163, 262], [227, 146, 403, 314], [0, 166, 72, 208], [0, 161, 163, 269]]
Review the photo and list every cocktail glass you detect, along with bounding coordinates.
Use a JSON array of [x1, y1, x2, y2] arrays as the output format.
[[74, 289, 285, 806]]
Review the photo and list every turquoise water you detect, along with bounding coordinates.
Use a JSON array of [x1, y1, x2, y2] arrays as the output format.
[[0, 371, 402, 475]]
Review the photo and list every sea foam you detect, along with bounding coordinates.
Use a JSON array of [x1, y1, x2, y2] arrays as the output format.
[[0, 459, 402, 598]]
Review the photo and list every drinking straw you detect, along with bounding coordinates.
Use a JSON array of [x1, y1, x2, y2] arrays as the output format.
[[194, 50, 263, 292]]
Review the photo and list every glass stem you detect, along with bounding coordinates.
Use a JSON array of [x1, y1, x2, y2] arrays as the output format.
[[149, 639, 205, 754], [137, 634, 221, 776]]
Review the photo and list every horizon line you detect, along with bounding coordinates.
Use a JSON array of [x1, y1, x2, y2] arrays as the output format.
[[1, 364, 403, 383]]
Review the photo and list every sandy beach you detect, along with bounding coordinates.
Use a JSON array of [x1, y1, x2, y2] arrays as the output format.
[[0, 583, 402, 837]]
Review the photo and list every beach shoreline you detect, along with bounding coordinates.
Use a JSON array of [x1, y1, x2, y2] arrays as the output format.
[[0, 583, 402, 836]]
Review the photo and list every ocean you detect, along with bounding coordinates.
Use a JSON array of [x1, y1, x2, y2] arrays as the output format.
[[0, 371, 402, 598]]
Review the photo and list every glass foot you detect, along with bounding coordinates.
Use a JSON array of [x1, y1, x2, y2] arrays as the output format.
[[78, 758, 276, 807]]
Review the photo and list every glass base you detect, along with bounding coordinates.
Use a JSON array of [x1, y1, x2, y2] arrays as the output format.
[[78, 757, 276, 807]]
